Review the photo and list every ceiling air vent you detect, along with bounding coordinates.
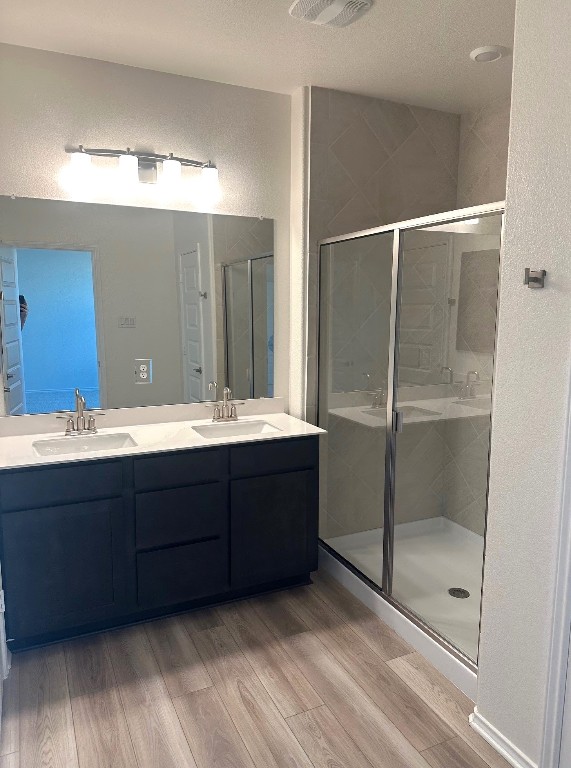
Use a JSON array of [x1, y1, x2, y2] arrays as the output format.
[[289, 0, 373, 28]]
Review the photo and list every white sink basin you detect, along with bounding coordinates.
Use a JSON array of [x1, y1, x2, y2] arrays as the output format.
[[362, 405, 441, 420], [454, 397, 491, 411], [33, 432, 137, 456], [398, 405, 442, 418], [192, 420, 281, 439]]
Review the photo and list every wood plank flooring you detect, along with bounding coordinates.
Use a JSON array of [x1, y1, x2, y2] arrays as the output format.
[[0, 571, 510, 768]]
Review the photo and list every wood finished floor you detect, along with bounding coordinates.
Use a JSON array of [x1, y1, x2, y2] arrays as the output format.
[[0, 571, 510, 768]]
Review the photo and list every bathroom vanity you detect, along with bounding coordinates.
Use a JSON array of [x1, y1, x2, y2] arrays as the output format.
[[0, 413, 321, 650]]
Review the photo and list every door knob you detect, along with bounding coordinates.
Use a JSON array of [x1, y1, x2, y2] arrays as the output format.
[[194, 366, 203, 374]]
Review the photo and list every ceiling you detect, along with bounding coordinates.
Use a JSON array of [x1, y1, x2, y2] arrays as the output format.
[[0, 0, 515, 113]]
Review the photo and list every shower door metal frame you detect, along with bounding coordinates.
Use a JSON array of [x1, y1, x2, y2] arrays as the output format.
[[316, 200, 505, 670], [221, 252, 274, 398]]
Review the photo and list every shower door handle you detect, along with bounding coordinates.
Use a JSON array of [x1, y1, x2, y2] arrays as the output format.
[[393, 410, 404, 433]]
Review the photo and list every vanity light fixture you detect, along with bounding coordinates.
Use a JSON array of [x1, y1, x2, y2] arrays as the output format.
[[161, 154, 182, 184], [64, 145, 218, 188], [118, 150, 139, 186], [69, 150, 92, 172], [201, 164, 220, 201]]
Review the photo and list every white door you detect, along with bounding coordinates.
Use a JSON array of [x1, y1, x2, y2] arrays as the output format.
[[0, 247, 25, 415], [179, 248, 206, 402], [398, 239, 450, 386]]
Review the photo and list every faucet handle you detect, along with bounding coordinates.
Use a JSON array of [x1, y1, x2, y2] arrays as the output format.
[[56, 415, 76, 435]]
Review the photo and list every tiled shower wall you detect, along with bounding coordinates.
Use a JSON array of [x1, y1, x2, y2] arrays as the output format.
[[312, 87, 509, 540], [457, 96, 511, 208], [306, 87, 461, 419]]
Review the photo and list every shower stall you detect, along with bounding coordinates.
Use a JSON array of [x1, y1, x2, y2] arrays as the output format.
[[222, 254, 274, 399], [317, 202, 503, 667]]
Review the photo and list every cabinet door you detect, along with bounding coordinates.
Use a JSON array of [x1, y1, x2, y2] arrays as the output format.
[[230, 469, 317, 589], [2, 498, 124, 640]]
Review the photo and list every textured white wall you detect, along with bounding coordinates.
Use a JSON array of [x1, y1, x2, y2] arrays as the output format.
[[476, 0, 571, 761], [288, 87, 310, 420], [0, 44, 292, 405]]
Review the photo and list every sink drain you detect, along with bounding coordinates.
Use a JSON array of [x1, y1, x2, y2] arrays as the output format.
[[448, 587, 470, 599]]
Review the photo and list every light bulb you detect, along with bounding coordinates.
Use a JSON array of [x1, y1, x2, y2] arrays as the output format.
[[161, 157, 182, 185], [59, 150, 94, 195], [118, 153, 139, 185], [70, 151, 92, 172], [201, 165, 220, 201]]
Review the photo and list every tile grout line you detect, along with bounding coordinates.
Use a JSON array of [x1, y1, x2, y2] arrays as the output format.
[[252, 594, 436, 767], [279, 588, 453, 756], [284, 703, 376, 768], [387, 654, 507, 768], [102, 632, 145, 768], [185, 620, 275, 768], [218, 601, 324, 721], [59, 644, 81, 768]]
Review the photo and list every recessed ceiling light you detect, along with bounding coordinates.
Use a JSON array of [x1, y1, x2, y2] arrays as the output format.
[[470, 46, 510, 63]]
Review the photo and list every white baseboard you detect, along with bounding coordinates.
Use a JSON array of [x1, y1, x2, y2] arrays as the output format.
[[318, 545, 478, 700], [470, 708, 538, 768]]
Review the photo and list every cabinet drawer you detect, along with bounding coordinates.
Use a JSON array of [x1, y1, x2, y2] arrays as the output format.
[[137, 539, 228, 608], [134, 448, 225, 491], [135, 483, 226, 550], [230, 437, 318, 479], [0, 461, 123, 511]]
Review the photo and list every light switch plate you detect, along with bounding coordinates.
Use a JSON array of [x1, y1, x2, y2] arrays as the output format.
[[135, 359, 152, 383]]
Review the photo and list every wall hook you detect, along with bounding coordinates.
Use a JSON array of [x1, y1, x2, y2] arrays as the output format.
[[524, 268, 547, 289]]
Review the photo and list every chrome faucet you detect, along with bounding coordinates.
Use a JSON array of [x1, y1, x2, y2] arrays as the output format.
[[207, 386, 244, 422], [221, 387, 235, 421], [75, 388, 86, 432], [57, 388, 104, 435], [441, 366, 454, 385], [371, 388, 386, 409], [459, 370, 480, 399]]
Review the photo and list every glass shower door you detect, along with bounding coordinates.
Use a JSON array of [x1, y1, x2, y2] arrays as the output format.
[[390, 214, 502, 661], [251, 256, 274, 398], [319, 231, 394, 584], [223, 261, 250, 399]]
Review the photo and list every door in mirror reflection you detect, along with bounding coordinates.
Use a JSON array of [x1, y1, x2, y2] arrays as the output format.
[[12, 247, 100, 415], [391, 213, 502, 661], [318, 231, 394, 584]]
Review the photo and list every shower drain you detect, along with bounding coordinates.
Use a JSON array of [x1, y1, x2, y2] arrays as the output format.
[[448, 587, 470, 599]]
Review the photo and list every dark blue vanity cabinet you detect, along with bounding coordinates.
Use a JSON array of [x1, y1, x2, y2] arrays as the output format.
[[0, 436, 319, 650]]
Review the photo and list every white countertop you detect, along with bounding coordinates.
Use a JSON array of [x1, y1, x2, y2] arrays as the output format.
[[329, 396, 491, 429], [0, 413, 324, 471]]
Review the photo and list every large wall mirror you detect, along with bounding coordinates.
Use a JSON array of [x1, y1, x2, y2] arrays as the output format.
[[0, 197, 274, 415]]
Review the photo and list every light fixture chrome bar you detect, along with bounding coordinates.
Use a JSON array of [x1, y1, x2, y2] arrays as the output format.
[[65, 145, 215, 169]]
